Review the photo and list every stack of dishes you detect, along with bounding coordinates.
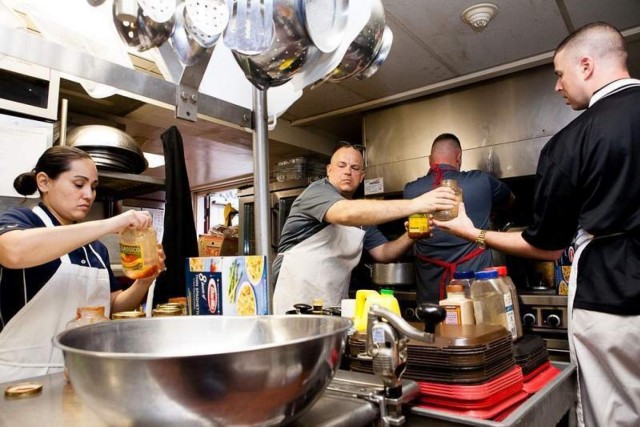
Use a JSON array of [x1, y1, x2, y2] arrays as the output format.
[[349, 324, 515, 383], [349, 323, 528, 420], [66, 125, 148, 174], [513, 334, 560, 394]]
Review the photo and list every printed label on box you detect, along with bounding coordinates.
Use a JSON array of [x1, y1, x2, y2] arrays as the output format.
[[186, 256, 269, 316], [185, 270, 222, 315]]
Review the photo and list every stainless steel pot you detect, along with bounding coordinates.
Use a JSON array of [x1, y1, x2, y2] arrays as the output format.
[[55, 315, 351, 426], [370, 262, 415, 286]]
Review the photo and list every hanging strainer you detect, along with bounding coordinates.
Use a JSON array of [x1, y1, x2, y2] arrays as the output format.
[[138, 0, 177, 23], [184, 0, 229, 48]]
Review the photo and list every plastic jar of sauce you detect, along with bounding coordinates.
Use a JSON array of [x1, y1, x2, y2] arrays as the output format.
[[408, 213, 430, 238]]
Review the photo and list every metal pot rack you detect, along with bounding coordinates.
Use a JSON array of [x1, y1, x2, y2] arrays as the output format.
[[0, 24, 274, 260]]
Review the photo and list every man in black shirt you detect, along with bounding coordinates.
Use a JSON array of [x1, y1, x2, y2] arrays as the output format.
[[436, 22, 640, 426]]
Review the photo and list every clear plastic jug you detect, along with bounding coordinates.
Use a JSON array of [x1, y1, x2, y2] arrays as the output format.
[[471, 270, 518, 340]]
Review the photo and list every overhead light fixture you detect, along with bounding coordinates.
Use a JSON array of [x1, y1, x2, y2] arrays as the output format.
[[461, 3, 498, 31]]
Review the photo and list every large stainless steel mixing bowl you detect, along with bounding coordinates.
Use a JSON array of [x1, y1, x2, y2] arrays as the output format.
[[54, 315, 352, 426]]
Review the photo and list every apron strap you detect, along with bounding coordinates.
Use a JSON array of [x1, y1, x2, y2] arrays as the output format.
[[418, 247, 485, 300], [32, 206, 71, 264]]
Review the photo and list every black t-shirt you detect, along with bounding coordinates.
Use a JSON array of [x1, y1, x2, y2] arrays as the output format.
[[522, 83, 640, 314]]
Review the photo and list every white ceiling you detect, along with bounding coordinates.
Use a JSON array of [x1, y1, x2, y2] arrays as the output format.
[[57, 0, 640, 188], [283, 0, 640, 136]]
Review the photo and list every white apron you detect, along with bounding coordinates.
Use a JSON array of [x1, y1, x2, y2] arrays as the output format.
[[273, 224, 365, 314], [0, 206, 111, 382], [568, 229, 640, 427]]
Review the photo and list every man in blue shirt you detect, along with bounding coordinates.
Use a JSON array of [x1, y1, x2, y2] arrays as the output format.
[[404, 133, 513, 304]]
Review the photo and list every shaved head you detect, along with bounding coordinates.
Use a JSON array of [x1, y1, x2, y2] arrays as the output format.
[[430, 133, 462, 170], [555, 22, 627, 69]]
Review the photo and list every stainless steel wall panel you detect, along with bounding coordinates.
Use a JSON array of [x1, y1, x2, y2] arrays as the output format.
[[363, 65, 581, 193], [365, 137, 550, 194]]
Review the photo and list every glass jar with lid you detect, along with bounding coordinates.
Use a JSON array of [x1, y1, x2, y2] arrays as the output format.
[[433, 179, 462, 221]]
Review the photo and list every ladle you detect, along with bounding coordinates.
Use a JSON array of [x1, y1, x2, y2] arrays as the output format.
[[112, 0, 176, 52]]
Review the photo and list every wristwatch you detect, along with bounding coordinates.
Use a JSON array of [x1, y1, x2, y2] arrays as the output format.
[[475, 230, 487, 249]]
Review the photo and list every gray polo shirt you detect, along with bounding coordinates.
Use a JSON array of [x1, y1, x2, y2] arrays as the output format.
[[272, 178, 388, 283]]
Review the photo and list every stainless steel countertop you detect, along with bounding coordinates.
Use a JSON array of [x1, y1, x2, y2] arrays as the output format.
[[1, 364, 576, 426], [0, 370, 386, 427]]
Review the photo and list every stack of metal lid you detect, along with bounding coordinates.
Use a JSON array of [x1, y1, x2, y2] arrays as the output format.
[[66, 125, 148, 174]]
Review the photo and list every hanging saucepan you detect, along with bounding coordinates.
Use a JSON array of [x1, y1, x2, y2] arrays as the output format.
[[356, 24, 392, 80], [230, 0, 323, 90], [325, 0, 385, 82], [112, 0, 176, 52]]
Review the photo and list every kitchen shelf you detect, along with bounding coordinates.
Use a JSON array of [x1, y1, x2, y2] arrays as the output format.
[[96, 171, 165, 201]]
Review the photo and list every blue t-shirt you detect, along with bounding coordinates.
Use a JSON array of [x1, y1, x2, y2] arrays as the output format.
[[404, 165, 512, 304], [0, 203, 119, 331]]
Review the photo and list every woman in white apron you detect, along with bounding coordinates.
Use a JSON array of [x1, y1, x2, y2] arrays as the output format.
[[0, 146, 164, 382]]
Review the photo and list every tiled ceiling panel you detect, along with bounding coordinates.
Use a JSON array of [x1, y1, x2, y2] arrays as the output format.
[[563, 0, 640, 30], [382, 0, 568, 76]]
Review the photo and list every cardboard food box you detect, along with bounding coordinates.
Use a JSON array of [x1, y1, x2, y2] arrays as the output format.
[[198, 234, 239, 257], [185, 256, 268, 316], [555, 265, 571, 296]]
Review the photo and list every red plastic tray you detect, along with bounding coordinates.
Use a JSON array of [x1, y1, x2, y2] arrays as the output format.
[[523, 363, 560, 394], [418, 365, 523, 400], [417, 390, 530, 420], [419, 380, 523, 410]]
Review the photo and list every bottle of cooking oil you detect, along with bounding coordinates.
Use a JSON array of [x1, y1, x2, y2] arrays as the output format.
[[471, 270, 518, 340], [119, 227, 159, 280]]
